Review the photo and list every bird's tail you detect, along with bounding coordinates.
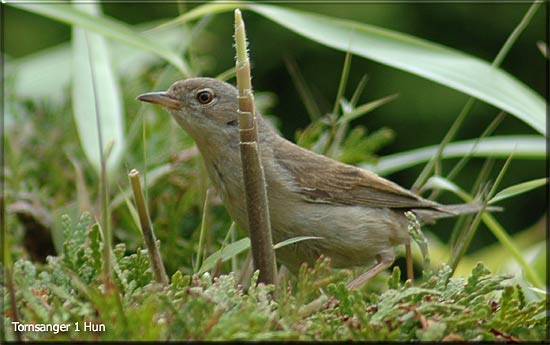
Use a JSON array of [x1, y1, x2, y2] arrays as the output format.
[[413, 201, 502, 223]]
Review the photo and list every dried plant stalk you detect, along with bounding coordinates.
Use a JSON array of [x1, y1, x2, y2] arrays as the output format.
[[234, 9, 277, 287], [129, 169, 169, 286]]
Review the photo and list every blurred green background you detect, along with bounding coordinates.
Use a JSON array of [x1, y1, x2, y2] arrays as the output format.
[[4, 2, 546, 266]]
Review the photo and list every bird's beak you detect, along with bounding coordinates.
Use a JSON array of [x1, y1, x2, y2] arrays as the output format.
[[137, 91, 183, 110]]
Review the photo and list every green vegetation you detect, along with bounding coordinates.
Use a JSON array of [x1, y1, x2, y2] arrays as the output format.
[[3, 216, 545, 340], [3, 2, 547, 341]]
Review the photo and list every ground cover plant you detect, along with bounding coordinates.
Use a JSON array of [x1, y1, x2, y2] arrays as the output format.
[[3, 2, 547, 341]]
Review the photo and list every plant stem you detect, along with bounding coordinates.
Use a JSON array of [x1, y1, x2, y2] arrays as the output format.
[[234, 9, 277, 288], [128, 169, 169, 286]]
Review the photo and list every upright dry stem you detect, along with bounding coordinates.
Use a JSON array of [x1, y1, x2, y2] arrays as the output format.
[[129, 169, 169, 286], [234, 9, 277, 287]]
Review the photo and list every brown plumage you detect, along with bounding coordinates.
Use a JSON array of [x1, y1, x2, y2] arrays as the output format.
[[138, 77, 495, 289]]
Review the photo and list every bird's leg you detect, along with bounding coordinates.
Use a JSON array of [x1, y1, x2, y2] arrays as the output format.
[[346, 254, 394, 290]]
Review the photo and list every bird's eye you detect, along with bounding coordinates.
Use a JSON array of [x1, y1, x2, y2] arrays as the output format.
[[196, 89, 214, 104]]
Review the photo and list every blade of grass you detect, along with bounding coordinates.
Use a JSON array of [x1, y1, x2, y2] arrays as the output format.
[[199, 235, 324, 274], [273, 236, 324, 250], [247, 4, 545, 135], [424, 175, 544, 288], [137, 2, 545, 133], [413, 1, 542, 189], [480, 212, 544, 288], [349, 74, 369, 107], [216, 66, 237, 82], [492, 1, 542, 67], [362, 135, 545, 176], [9, 20, 189, 102], [152, 2, 240, 32], [489, 178, 548, 204], [324, 50, 353, 157], [337, 93, 399, 125], [449, 158, 494, 253], [412, 97, 475, 191], [8, 2, 189, 75], [199, 238, 251, 275], [194, 189, 212, 273], [80, 24, 112, 288], [71, 3, 125, 178], [445, 111, 507, 182], [284, 56, 322, 121], [332, 50, 352, 116], [67, 152, 93, 214]]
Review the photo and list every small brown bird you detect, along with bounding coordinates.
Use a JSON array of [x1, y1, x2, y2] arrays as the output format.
[[138, 77, 490, 288]]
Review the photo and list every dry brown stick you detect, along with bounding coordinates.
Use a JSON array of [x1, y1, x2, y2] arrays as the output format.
[[129, 169, 169, 286], [234, 9, 277, 287]]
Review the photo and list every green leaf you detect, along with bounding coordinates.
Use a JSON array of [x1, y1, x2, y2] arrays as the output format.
[[337, 94, 398, 124], [422, 176, 470, 201], [361, 136, 545, 176], [8, 21, 189, 102], [489, 178, 548, 204], [273, 236, 324, 250], [7, 2, 189, 75], [71, 2, 125, 177], [247, 4, 545, 135], [198, 238, 251, 274], [154, 2, 240, 30]]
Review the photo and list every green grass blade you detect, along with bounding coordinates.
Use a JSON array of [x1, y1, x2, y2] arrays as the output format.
[[71, 3, 124, 178], [8, 2, 189, 75], [332, 50, 352, 116], [422, 176, 543, 288], [9, 21, 189, 102], [338, 94, 398, 125], [422, 176, 471, 201], [273, 236, 324, 250], [362, 136, 545, 176], [199, 238, 251, 274], [195, 189, 212, 273], [152, 2, 240, 31], [489, 178, 548, 204], [247, 4, 545, 135]]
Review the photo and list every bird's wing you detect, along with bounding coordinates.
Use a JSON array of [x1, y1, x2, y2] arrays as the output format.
[[272, 137, 444, 210]]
